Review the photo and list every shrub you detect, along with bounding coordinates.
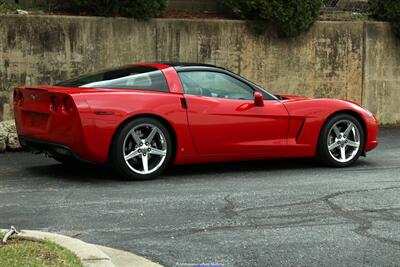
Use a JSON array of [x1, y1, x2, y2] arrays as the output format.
[[70, 0, 168, 19], [0, 0, 19, 14], [221, 0, 323, 38], [119, 0, 169, 20], [71, 0, 118, 17], [370, 0, 400, 37]]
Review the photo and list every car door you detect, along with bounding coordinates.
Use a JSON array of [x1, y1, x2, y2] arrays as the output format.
[[178, 70, 289, 155]]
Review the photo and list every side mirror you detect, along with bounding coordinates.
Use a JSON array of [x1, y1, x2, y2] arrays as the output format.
[[254, 92, 264, 107]]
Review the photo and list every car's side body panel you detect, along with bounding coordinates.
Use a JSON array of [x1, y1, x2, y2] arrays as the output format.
[[184, 95, 289, 155]]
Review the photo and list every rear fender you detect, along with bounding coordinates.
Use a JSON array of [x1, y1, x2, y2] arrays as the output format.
[[83, 91, 197, 164]]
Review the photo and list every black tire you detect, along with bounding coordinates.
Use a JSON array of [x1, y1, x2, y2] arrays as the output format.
[[317, 114, 365, 167], [110, 117, 173, 180]]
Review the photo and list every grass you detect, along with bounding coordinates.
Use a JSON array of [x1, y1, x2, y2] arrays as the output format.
[[0, 231, 82, 267]]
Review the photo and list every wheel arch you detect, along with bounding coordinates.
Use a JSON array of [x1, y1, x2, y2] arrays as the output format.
[[108, 113, 178, 163], [319, 109, 367, 152]]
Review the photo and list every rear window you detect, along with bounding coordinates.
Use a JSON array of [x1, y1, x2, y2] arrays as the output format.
[[56, 66, 169, 92]]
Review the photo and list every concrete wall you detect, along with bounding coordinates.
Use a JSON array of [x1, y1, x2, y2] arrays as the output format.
[[157, 20, 364, 101], [364, 22, 400, 125], [0, 15, 399, 124]]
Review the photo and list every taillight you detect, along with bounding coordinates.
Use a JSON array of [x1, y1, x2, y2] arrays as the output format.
[[50, 95, 59, 112], [62, 96, 74, 114]]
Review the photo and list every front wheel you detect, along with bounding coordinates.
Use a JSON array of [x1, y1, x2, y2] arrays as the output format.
[[110, 117, 173, 180], [317, 114, 365, 167]]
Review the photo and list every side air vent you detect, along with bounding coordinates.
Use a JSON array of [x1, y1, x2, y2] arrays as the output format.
[[296, 119, 306, 142]]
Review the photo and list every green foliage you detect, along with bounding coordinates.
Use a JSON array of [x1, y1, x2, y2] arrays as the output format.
[[71, 0, 118, 17], [370, 0, 400, 37], [0, 0, 46, 14], [221, 0, 323, 38], [70, 0, 168, 19], [0, 0, 19, 14], [119, 0, 169, 20]]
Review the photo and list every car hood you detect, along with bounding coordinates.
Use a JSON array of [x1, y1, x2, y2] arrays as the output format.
[[276, 94, 365, 108]]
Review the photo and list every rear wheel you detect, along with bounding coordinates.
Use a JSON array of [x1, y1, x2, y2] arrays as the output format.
[[110, 117, 173, 180], [317, 114, 365, 167]]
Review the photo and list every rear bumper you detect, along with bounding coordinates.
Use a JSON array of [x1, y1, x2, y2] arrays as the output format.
[[13, 88, 106, 163], [19, 136, 93, 164]]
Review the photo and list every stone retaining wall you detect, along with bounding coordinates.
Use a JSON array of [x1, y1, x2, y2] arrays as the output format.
[[0, 120, 20, 152]]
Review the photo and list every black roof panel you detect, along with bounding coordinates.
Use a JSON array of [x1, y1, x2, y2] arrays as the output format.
[[158, 62, 224, 69]]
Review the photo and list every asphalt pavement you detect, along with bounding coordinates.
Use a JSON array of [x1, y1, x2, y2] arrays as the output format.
[[0, 128, 399, 267]]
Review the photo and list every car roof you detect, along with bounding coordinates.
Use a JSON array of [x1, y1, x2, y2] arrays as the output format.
[[157, 62, 226, 70]]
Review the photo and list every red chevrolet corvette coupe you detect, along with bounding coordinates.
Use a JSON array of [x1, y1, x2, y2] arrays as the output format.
[[14, 63, 378, 180]]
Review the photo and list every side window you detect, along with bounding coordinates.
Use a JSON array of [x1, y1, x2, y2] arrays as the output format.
[[56, 66, 169, 92], [81, 70, 168, 92], [178, 71, 254, 100]]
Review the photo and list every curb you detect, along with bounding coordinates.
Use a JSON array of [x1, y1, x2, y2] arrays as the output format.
[[96, 245, 163, 267], [1, 229, 163, 267]]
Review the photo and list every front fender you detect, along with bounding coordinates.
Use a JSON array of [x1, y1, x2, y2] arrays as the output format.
[[282, 98, 378, 157]]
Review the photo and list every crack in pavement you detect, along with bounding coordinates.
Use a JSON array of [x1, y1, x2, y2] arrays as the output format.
[[99, 187, 400, 243], [214, 187, 400, 247], [221, 194, 240, 219], [3, 187, 399, 248], [321, 186, 400, 247]]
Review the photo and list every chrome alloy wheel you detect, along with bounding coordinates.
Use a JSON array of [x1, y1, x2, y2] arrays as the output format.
[[327, 120, 361, 163], [123, 123, 167, 175]]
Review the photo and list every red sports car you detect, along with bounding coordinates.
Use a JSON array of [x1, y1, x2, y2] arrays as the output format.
[[14, 63, 379, 180]]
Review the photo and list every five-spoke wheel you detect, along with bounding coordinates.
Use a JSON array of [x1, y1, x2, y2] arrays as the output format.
[[111, 117, 173, 180], [123, 123, 168, 175], [318, 114, 365, 167]]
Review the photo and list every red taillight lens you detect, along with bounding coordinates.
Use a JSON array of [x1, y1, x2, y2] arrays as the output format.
[[50, 95, 59, 112], [62, 97, 74, 114]]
